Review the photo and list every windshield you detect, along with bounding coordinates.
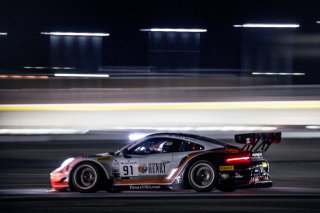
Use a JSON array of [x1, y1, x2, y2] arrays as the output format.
[[113, 141, 140, 155]]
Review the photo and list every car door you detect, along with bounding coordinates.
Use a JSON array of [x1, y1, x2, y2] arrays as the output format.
[[115, 137, 174, 183]]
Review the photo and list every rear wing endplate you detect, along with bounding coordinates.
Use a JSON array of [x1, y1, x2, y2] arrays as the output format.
[[235, 132, 281, 152]]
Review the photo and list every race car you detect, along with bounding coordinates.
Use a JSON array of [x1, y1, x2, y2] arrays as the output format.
[[50, 132, 281, 192]]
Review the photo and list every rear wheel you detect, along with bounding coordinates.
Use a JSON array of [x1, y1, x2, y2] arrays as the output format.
[[71, 162, 101, 193], [187, 160, 217, 192]]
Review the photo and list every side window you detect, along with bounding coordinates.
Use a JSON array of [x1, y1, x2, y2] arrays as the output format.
[[159, 139, 203, 153], [181, 141, 204, 152], [129, 139, 167, 155], [127, 138, 204, 154], [161, 139, 182, 153]]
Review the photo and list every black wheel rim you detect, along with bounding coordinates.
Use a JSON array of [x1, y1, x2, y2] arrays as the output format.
[[73, 164, 98, 190], [190, 162, 215, 189]]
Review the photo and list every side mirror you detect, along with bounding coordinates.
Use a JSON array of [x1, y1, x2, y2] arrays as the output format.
[[122, 149, 131, 158]]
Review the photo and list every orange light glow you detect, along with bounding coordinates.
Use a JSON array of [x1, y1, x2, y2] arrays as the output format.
[[0, 75, 49, 79]]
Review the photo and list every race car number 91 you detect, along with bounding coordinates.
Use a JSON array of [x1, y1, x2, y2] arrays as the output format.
[[120, 162, 138, 177]]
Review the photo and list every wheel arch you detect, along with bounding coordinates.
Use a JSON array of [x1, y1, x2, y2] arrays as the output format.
[[183, 152, 224, 171], [181, 153, 223, 187], [68, 159, 111, 185]]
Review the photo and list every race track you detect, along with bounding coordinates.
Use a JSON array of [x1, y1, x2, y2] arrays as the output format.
[[0, 136, 320, 212]]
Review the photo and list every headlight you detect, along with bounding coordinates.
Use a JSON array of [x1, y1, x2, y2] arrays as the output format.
[[58, 157, 74, 170]]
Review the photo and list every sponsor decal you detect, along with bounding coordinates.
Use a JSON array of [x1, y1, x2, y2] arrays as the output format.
[[252, 153, 262, 157], [220, 173, 230, 180], [234, 172, 243, 178], [148, 162, 168, 174], [129, 185, 161, 190], [97, 156, 112, 161], [119, 161, 169, 177], [219, 165, 234, 171], [138, 164, 148, 174], [120, 161, 138, 165]]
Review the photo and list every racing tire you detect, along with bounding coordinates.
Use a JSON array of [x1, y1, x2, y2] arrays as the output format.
[[187, 160, 217, 192], [71, 162, 101, 193]]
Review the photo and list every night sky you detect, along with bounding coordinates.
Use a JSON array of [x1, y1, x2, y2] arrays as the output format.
[[1, 0, 319, 32]]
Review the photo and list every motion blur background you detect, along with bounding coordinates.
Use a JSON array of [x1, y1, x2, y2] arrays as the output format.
[[0, 0, 320, 212], [0, 0, 319, 82]]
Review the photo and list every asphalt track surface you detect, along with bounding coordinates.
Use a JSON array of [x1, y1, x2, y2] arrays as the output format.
[[1, 136, 320, 212], [1, 188, 320, 212]]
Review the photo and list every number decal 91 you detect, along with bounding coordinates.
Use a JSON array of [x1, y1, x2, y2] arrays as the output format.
[[120, 163, 138, 177], [123, 165, 133, 176]]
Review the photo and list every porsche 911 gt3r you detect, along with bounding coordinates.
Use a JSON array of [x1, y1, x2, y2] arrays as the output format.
[[50, 132, 281, 192]]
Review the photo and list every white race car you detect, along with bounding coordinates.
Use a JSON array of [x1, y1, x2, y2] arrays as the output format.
[[50, 132, 280, 192]]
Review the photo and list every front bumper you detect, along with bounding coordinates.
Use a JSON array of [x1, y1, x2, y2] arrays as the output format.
[[50, 169, 69, 190]]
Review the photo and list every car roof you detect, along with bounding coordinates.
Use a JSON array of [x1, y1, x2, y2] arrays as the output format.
[[144, 132, 238, 149]]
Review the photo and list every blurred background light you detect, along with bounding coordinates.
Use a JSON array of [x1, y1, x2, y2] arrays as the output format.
[[0, 129, 88, 135], [252, 72, 305, 76], [41, 32, 109, 37], [54, 73, 109, 78], [305, 125, 320, 130], [52, 67, 75, 70], [0, 75, 49, 79], [0, 32, 7, 36], [24, 66, 75, 70], [1, 101, 319, 111], [122, 126, 277, 132], [128, 133, 149, 141], [140, 28, 207, 32], [233, 23, 300, 28], [23, 66, 47, 70]]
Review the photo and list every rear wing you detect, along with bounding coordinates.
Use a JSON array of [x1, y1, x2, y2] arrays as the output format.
[[235, 132, 281, 152]]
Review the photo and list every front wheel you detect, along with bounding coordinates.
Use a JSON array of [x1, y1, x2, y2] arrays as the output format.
[[71, 162, 101, 193], [187, 160, 217, 192]]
